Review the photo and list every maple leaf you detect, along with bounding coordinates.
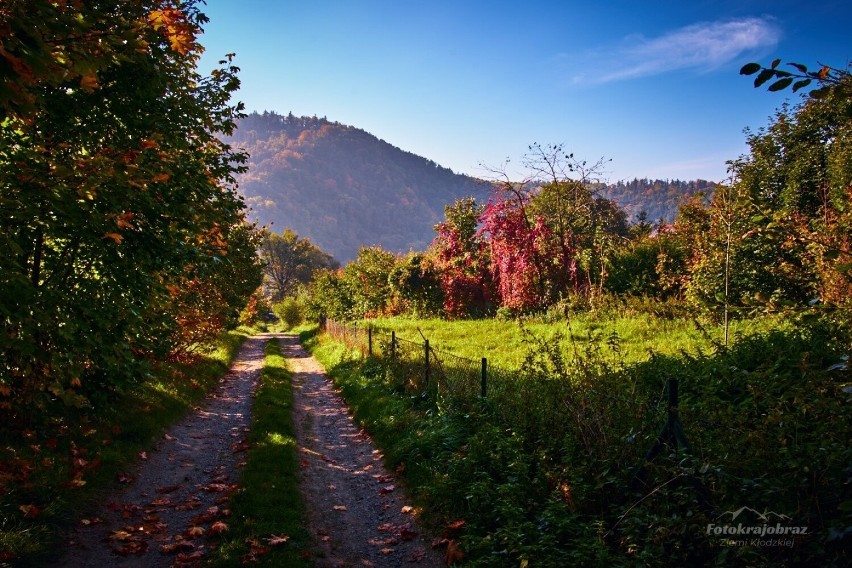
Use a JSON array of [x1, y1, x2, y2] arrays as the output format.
[[209, 521, 228, 536], [117, 212, 136, 230], [184, 526, 205, 538], [79, 70, 99, 93]]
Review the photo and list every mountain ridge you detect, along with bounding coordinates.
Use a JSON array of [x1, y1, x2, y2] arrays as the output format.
[[227, 112, 716, 262]]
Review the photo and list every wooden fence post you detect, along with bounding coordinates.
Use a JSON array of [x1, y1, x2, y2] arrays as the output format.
[[424, 339, 430, 387], [391, 331, 396, 360], [481, 357, 487, 398], [368, 327, 373, 356]]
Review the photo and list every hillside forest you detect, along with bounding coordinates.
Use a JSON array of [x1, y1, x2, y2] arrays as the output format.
[[293, 68, 851, 324]]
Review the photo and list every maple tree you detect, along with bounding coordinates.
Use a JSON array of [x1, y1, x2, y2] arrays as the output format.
[[0, 1, 260, 420]]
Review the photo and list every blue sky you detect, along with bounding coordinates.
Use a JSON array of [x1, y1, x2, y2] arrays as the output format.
[[197, 0, 851, 183]]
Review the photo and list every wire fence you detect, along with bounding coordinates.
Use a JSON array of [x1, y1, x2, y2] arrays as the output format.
[[319, 318, 678, 467]]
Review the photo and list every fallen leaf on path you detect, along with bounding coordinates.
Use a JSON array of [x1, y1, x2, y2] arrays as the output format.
[[80, 516, 103, 526], [116, 472, 133, 483], [380, 547, 395, 555], [379, 485, 395, 494], [407, 549, 426, 563], [155, 484, 180, 494], [400, 524, 418, 541], [160, 541, 195, 554], [332, 505, 347, 511], [114, 540, 148, 556], [184, 526, 205, 538], [176, 550, 204, 562], [139, 451, 148, 460], [209, 521, 228, 536], [109, 529, 134, 541], [401, 506, 414, 514], [446, 540, 463, 564], [267, 534, 289, 546], [149, 497, 172, 507]]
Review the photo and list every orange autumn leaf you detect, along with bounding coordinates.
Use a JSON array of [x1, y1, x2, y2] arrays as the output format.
[[446, 539, 464, 564], [147, 9, 196, 56], [116, 212, 135, 229], [103, 232, 124, 244], [151, 172, 170, 183], [209, 521, 228, 535], [79, 70, 99, 93], [19, 504, 40, 518]]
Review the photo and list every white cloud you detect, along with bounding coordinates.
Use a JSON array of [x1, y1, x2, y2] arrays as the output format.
[[571, 17, 781, 85]]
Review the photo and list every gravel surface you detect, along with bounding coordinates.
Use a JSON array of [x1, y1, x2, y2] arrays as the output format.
[[62, 334, 271, 567], [284, 335, 444, 567], [60, 333, 443, 567]]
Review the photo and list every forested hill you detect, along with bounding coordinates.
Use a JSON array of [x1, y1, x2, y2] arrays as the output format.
[[596, 178, 717, 224], [226, 111, 491, 262]]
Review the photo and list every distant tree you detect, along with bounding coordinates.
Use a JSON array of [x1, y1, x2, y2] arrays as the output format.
[[259, 228, 337, 301], [343, 246, 398, 318], [388, 253, 443, 317]]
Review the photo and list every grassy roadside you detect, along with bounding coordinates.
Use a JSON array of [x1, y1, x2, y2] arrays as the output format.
[[0, 327, 255, 565], [208, 336, 310, 567], [302, 321, 851, 566]]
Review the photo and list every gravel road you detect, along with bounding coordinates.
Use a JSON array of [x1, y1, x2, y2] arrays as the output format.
[[285, 335, 443, 567], [61, 333, 443, 567]]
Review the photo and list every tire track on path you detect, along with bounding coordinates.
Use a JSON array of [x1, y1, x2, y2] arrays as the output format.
[[64, 334, 276, 567], [283, 335, 443, 567]]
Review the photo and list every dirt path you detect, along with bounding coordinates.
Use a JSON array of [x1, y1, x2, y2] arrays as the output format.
[[284, 335, 443, 567], [63, 334, 274, 567], [61, 333, 442, 567]]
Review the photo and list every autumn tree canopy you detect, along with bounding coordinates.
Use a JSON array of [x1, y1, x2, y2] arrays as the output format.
[[0, 0, 261, 418]]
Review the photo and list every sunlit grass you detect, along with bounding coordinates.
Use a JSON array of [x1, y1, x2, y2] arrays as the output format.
[[208, 337, 310, 567], [365, 314, 787, 369]]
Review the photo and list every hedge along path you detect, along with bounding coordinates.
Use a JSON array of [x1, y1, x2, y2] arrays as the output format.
[[283, 334, 443, 567], [64, 334, 274, 567]]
